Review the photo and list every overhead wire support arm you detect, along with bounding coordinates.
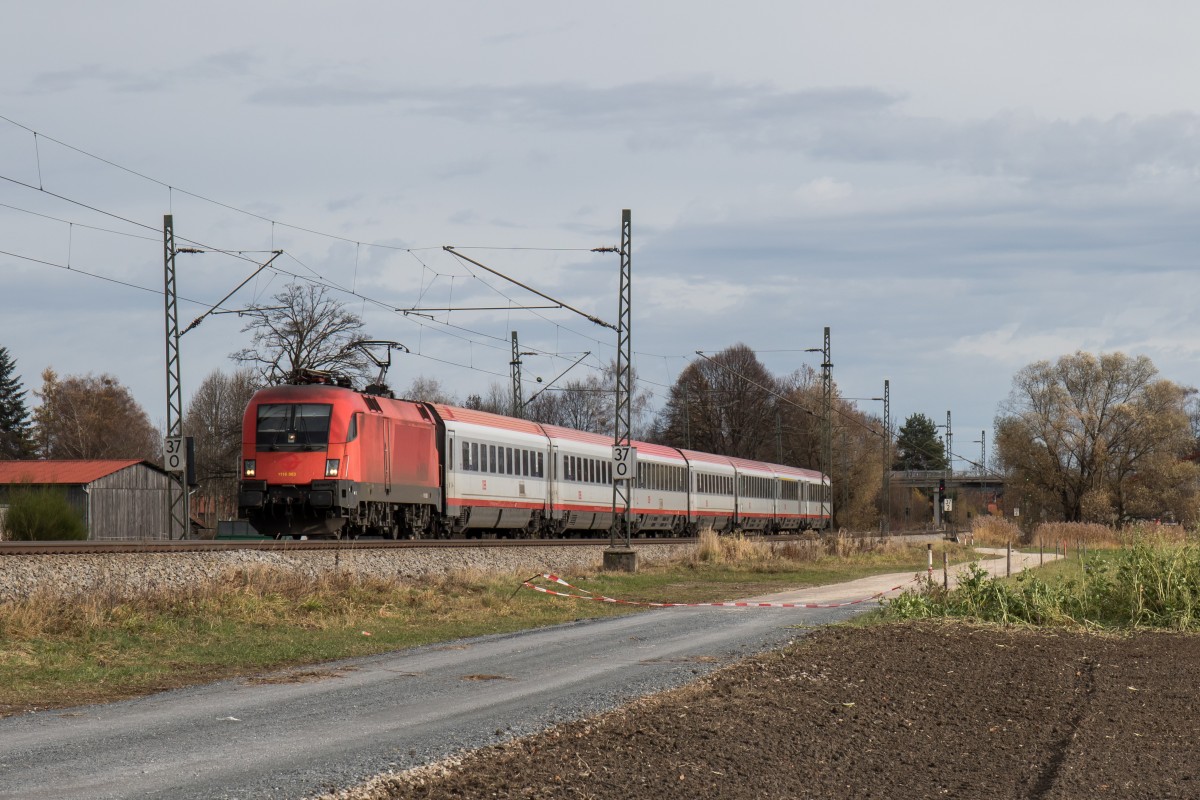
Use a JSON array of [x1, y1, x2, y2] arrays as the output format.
[[442, 245, 616, 331], [401, 305, 564, 313], [182, 250, 283, 335], [521, 350, 592, 408]]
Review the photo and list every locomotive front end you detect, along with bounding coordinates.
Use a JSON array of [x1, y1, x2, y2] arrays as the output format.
[[238, 385, 354, 538]]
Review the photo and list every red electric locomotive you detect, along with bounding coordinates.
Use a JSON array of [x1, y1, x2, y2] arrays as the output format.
[[237, 374, 443, 538]]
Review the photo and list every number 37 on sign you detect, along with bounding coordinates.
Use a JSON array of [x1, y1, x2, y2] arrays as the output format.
[[611, 445, 638, 482]]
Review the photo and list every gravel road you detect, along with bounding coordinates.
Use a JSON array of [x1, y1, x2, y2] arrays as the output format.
[[0, 552, 1038, 800]]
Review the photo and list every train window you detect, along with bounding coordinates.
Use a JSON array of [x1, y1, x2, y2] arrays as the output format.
[[506, 447, 513, 475], [345, 414, 359, 443], [461, 441, 469, 471], [487, 445, 495, 473], [521, 449, 528, 476], [536, 452, 544, 478], [470, 442, 479, 471], [256, 403, 333, 449]]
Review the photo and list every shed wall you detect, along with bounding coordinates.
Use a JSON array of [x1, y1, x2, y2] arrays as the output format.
[[88, 465, 170, 540]]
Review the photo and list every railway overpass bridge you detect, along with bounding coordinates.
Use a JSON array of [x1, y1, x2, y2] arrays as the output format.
[[890, 469, 1006, 491], [887, 469, 1007, 528]]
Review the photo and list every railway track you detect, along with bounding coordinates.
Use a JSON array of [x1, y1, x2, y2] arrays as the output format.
[[0, 531, 940, 556], [0, 536, 710, 556]]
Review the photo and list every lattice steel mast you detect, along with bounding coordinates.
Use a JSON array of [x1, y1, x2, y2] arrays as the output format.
[[162, 214, 187, 540], [611, 209, 633, 548], [821, 326, 832, 526]]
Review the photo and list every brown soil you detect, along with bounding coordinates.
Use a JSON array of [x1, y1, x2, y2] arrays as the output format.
[[339, 622, 1200, 800]]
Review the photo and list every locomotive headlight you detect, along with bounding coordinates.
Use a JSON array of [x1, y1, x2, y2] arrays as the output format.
[[325, 459, 340, 477], [243, 459, 256, 478]]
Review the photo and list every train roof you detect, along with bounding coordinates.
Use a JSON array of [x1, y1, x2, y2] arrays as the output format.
[[725, 455, 825, 481], [430, 404, 547, 436], [537, 425, 685, 461], [677, 449, 735, 468]]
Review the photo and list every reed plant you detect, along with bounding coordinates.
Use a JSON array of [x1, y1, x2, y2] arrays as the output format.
[[884, 532, 1200, 630], [969, 516, 1022, 547]]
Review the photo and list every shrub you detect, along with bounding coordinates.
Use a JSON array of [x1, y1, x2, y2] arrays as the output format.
[[4, 485, 87, 540]]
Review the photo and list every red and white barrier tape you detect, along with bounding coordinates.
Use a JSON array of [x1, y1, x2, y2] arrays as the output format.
[[520, 573, 921, 609]]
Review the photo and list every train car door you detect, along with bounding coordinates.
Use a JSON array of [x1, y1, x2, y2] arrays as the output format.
[[548, 443, 560, 523], [445, 431, 456, 503], [383, 418, 392, 495]]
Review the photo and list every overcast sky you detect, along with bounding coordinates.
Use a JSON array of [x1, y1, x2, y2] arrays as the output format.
[[4, 1, 1200, 470]]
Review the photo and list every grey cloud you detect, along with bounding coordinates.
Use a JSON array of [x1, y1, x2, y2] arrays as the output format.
[[250, 77, 1200, 184], [28, 65, 165, 94], [27, 49, 259, 95], [434, 158, 492, 180], [193, 49, 260, 78]]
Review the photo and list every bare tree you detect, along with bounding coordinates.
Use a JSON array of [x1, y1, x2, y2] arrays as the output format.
[[656, 344, 778, 459], [996, 351, 1199, 524], [184, 369, 260, 528], [402, 375, 457, 405], [231, 283, 373, 385], [463, 382, 510, 414], [32, 369, 161, 461]]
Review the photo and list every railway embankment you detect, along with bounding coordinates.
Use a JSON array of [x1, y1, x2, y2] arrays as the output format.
[[0, 541, 697, 601]]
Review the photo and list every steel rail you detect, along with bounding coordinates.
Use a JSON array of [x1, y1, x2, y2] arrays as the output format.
[[0, 531, 933, 557]]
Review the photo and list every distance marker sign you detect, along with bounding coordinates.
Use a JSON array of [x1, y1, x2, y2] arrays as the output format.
[[164, 436, 186, 472], [612, 445, 638, 482]]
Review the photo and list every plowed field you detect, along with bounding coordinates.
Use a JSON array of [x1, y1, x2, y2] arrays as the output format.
[[337, 622, 1200, 800]]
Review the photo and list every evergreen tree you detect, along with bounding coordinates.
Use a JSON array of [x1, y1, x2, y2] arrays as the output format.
[[0, 346, 33, 458], [893, 413, 948, 471]]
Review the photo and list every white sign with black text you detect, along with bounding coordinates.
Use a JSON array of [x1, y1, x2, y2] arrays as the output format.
[[612, 445, 638, 482], [164, 436, 186, 473]]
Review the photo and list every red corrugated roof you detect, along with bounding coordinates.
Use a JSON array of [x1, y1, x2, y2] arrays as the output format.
[[0, 460, 152, 485]]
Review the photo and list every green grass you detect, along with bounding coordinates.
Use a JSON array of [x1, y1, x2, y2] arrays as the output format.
[[882, 535, 1200, 629], [0, 540, 973, 715]]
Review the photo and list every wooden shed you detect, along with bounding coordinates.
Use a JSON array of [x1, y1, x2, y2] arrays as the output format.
[[0, 460, 171, 540]]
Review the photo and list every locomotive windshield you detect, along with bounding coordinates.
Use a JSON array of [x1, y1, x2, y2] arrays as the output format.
[[256, 403, 333, 450]]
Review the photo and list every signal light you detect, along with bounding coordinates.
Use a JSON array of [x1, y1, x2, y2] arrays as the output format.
[[938, 479, 946, 494], [243, 459, 256, 478]]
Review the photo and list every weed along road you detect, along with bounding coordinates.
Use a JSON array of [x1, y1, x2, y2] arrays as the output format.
[[0, 552, 1039, 800]]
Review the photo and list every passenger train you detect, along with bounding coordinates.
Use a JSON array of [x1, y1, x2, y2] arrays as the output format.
[[237, 374, 830, 539]]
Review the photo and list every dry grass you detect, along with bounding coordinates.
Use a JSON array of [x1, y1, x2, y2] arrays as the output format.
[[970, 516, 1023, 547], [0, 535, 973, 715]]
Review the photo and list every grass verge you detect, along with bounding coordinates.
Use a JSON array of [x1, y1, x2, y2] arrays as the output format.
[[0, 536, 971, 715], [882, 531, 1200, 629]]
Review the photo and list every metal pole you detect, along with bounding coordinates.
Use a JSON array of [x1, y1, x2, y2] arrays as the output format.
[[510, 331, 523, 418], [163, 215, 186, 541], [611, 209, 633, 548], [945, 410, 953, 477], [883, 378, 890, 536], [775, 410, 782, 464], [684, 384, 691, 450], [821, 327, 832, 526]]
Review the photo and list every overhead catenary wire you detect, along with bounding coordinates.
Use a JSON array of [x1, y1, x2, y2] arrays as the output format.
[[5, 114, 942, 436]]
